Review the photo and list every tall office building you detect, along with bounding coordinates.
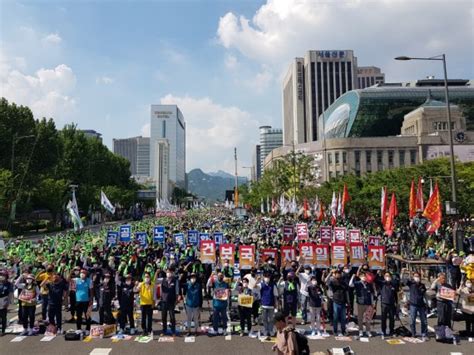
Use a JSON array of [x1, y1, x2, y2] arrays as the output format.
[[154, 139, 170, 201], [357, 66, 385, 89], [283, 50, 359, 143], [113, 136, 150, 178], [81, 129, 103, 142], [150, 105, 186, 194], [258, 126, 283, 178], [252, 145, 261, 181]]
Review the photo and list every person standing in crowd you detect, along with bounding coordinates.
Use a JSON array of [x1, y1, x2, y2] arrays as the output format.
[[42, 273, 68, 334], [208, 271, 230, 335], [0, 270, 13, 336], [326, 269, 349, 336], [237, 277, 253, 336], [272, 311, 299, 355], [296, 263, 312, 325], [66, 266, 80, 322], [430, 272, 455, 332], [74, 269, 93, 334], [134, 271, 155, 336], [279, 271, 299, 327], [98, 272, 115, 325], [15, 267, 30, 325], [307, 275, 323, 336], [184, 273, 202, 336], [350, 270, 375, 337], [36, 264, 55, 322], [243, 269, 260, 326], [402, 270, 428, 341], [259, 272, 278, 340], [159, 267, 180, 335], [18, 274, 39, 336], [116, 273, 136, 335], [376, 271, 399, 337], [457, 278, 474, 336]]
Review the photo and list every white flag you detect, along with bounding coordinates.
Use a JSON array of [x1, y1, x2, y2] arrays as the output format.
[[260, 198, 264, 214], [67, 191, 83, 231], [100, 190, 116, 214], [331, 191, 338, 220]]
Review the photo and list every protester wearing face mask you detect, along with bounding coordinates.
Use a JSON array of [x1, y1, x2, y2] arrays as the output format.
[[326, 269, 349, 336], [375, 271, 399, 337], [184, 273, 202, 336], [236, 278, 253, 336], [401, 270, 428, 340], [159, 267, 179, 335], [41, 273, 68, 334], [18, 274, 39, 336], [98, 273, 115, 325], [307, 276, 323, 336], [36, 264, 55, 322], [457, 279, 474, 336], [0, 270, 13, 336], [278, 271, 299, 327], [258, 272, 278, 340], [296, 259, 312, 325], [74, 269, 93, 335], [350, 269, 375, 337], [134, 271, 155, 336], [67, 267, 80, 322], [207, 271, 230, 335], [117, 273, 136, 335]]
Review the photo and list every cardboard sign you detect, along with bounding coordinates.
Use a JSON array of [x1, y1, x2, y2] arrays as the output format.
[[368, 245, 385, 270], [299, 243, 316, 265], [320, 226, 332, 244], [238, 294, 253, 308], [348, 229, 361, 243], [349, 242, 365, 267], [90, 324, 116, 338], [239, 245, 255, 269], [331, 243, 347, 267], [174, 233, 185, 246], [107, 231, 118, 246], [214, 288, 229, 301], [187, 230, 198, 246], [281, 246, 296, 266], [153, 226, 165, 244], [333, 227, 347, 243], [119, 225, 131, 243], [199, 232, 210, 241], [135, 232, 147, 246], [283, 225, 294, 242], [296, 223, 309, 241], [219, 244, 235, 265], [260, 248, 278, 263], [200, 240, 216, 264], [439, 286, 456, 301], [315, 244, 330, 268], [368, 236, 381, 246], [214, 232, 224, 246]]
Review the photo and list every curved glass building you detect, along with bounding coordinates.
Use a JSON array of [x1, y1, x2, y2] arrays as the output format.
[[321, 86, 474, 139]]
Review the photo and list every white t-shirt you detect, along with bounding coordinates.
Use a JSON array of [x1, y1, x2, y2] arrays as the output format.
[[298, 273, 311, 296]]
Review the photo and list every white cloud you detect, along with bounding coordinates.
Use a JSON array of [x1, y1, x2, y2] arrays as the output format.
[[42, 33, 62, 45], [246, 65, 273, 94], [0, 55, 77, 120], [224, 54, 238, 70], [95, 76, 114, 85], [160, 94, 259, 173], [217, 0, 474, 80]]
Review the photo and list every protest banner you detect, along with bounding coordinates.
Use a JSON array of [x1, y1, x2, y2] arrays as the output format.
[[348, 229, 361, 243], [296, 223, 309, 242], [153, 226, 165, 244], [119, 225, 131, 243], [187, 230, 198, 246], [260, 248, 278, 263], [200, 240, 216, 264], [199, 232, 210, 241], [368, 236, 381, 246], [219, 243, 235, 265], [214, 232, 224, 246], [439, 286, 456, 301], [214, 288, 229, 301], [368, 245, 385, 269], [239, 245, 255, 269], [299, 243, 316, 265], [333, 227, 347, 243], [320, 226, 332, 244], [281, 246, 296, 267], [107, 231, 118, 247], [331, 243, 347, 267], [315, 244, 330, 268], [135, 232, 147, 246], [349, 242, 365, 267], [174, 233, 185, 246], [238, 294, 253, 308], [283, 225, 294, 242]]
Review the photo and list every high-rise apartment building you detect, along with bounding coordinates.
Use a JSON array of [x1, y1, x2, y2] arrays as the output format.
[[113, 136, 150, 178]]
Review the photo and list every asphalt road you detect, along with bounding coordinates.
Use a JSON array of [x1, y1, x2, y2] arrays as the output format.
[[1, 305, 472, 355]]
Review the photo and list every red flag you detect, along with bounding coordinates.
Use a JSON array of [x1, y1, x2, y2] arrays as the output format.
[[384, 192, 397, 237], [416, 177, 424, 212], [341, 183, 350, 217], [423, 182, 442, 234], [381, 186, 388, 225], [303, 198, 309, 219], [409, 179, 416, 219]]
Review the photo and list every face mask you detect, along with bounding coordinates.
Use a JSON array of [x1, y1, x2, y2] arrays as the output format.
[[80, 273, 86, 279], [0, 276, 5, 282], [74, 270, 79, 275], [264, 278, 270, 283], [311, 280, 317, 286], [360, 277, 367, 282], [305, 270, 310, 275], [268, 261, 273, 265], [224, 263, 229, 267], [385, 277, 392, 282], [243, 283, 249, 288], [26, 279, 33, 284], [104, 278, 110, 283], [344, 269, 350, 274], [144, 278, 151, 283], [413, 277, 420, 283], [125, 280, 132, 285], [466, 282, 472, 288], [190, 278, 196, 284], [166, 272, 172, 278]]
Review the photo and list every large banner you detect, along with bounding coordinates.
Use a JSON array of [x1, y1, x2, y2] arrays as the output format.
[[214, 232, 224, 246], [239, 245, 255, 269], [349, 242, 365, 267], [368, 236, 381, 246], [283, 225, 294, 242], [333, 227, 347, 243], [281, 246, 296, 266], [187, 230, 198, 246], [348, 229, 361, 243], [174, 233, 185, 246], [320, 226, 332, 244], [135, 232, 147, 246], [200, 240, 216, 264], [296, 223, 309, 242], [260, 248, 278, 263], [153, 226, 165, 244], [219, 243, 235, 265], [331, 243, 347, 267], [315, 244, 330, 268], [119, 225, 131, 243], [368, 245, 385, 269], [299, 243, 316, 265], [106, 231, 118, 246]]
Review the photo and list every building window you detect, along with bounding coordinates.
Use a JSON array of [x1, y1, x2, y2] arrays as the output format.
[[335, 152, 340, 164], [329, 171, 334, 179], [354, 150, 360, 164], [410, 150, 417, 164], [377, 150, 383, 170], [162, 120, 166, 138], [327, 152, 332, 164], [365, 150, 371, 164], [342, 152, 347, 164], [399, 150, 405, 166], [336, 170, 340, 178], [388, 150, 394, 168]]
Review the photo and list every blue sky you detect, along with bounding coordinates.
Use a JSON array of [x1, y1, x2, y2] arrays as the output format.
[[1, 0, 473, 175]]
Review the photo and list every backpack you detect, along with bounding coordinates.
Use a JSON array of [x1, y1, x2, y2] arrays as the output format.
[[287, 329, 310, 355]]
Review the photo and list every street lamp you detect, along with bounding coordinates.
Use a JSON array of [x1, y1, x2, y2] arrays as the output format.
[[395, 54, 457, 209]]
